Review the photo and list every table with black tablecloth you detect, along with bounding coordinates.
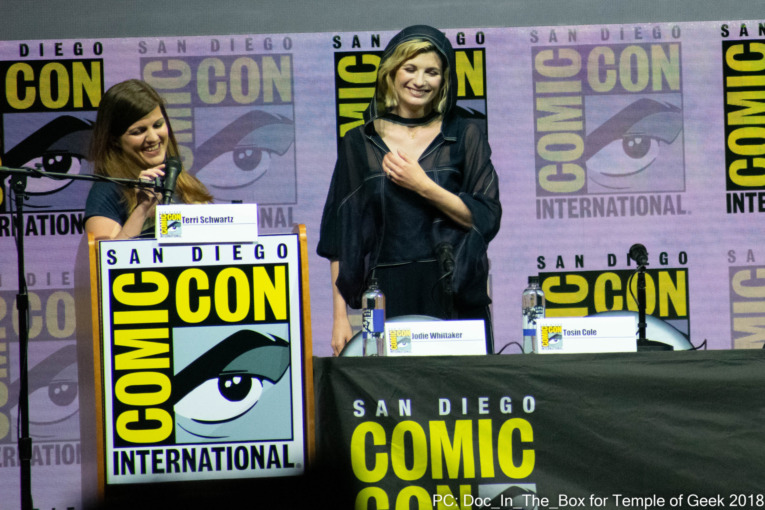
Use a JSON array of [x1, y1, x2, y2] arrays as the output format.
[[313, 350, 765, 509]]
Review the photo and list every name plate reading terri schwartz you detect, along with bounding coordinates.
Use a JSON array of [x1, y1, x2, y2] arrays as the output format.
[[156, 203, 258, 244]]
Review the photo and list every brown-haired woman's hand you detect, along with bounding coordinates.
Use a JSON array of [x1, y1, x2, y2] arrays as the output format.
[[135, 165, 165, 210]]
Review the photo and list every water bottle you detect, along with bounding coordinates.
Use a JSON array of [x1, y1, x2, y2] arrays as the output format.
[[362, 278, 386, 356], [522, 276, 545, 353]]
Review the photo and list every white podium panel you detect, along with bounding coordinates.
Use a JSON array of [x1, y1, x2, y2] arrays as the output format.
[[95, 234, 308, 485]]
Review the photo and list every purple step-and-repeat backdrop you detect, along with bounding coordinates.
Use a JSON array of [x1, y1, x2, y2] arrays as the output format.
[[1, 19, 764, 508]]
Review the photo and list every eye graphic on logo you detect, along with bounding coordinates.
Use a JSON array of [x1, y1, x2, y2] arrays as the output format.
[[175, 374, 267, 424], [172, 329, 290, 431], [191, 110, 294, 200], [7, 344, 79, 440], [584, 98, 683, 192], [2, 116, 93, 209]]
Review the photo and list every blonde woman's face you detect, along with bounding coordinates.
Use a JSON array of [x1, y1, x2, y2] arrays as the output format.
[[119, 106, 168, 169], [392, 51, 443, 117]]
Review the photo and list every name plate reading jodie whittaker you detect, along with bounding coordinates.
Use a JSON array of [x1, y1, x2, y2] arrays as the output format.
[[155, 203, 258, 244], [385, 320, 487, 356]]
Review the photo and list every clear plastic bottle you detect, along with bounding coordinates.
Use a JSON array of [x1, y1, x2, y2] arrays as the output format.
[[522, 276, 545, 353], [362, 278, 386, 356]]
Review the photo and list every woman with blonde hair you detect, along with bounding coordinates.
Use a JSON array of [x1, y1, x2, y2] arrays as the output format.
[[318, 25, 502, 355], [85, 79, 212, 239]]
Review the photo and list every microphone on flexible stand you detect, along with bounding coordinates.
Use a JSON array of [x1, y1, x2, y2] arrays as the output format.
[[627, 243, 672, 351], [436, 242, 455, 276], [628, 243, 649, 267], [161, 157, 183, 205]]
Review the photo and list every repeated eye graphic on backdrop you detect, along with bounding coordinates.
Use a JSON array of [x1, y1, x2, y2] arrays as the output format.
[[2, 19, 765, 510]]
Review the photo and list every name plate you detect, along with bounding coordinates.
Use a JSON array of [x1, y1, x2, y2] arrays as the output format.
[[385, 320, 487, 356], [535, 316, 637, 354], [156, 203, 258, 243]]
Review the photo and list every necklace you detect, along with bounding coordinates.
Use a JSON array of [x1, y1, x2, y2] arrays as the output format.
[[383, 111, 440, 139], [383, 110, 439, 126]]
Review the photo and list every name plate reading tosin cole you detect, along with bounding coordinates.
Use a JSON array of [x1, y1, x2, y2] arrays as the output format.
[[156, 203, 258, 244], [535, 316, 637, 354], [385, 320, 487, 356]]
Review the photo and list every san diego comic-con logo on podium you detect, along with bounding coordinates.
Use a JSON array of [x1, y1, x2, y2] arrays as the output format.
[[96, 236, 306, 484]]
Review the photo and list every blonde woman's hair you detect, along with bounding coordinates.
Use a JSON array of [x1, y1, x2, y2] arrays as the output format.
[[376, 39, 449, 114]]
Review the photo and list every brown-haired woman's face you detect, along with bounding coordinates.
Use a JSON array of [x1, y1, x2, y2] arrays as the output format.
[[119, 106, 168, 169], [393, 51, 443, 116]]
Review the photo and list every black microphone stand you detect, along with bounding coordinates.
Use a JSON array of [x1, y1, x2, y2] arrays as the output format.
[[8, 172, 33, 510], [436, 243, 455, 320], [634, 262, 673, 352], [1, 164, 162, 510]]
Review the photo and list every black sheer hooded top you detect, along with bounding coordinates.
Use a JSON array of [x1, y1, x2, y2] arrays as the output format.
[[317, 25, 502, 310]]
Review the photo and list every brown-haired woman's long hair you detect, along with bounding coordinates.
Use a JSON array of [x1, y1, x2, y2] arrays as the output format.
[[90, 79, 212, 212]]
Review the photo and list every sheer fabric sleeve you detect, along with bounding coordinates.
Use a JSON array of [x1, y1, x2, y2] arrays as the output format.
[[451, 119, 502, 307], [458, 120, 501, 243], [316, 129, 376, 308]]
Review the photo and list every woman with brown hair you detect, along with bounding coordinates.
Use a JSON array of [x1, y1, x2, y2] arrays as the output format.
[[85, 79, 212, 239]]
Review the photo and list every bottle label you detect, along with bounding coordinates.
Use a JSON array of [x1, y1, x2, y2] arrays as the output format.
[[522, 305, 545, 339], [362, 308, 385, 335]]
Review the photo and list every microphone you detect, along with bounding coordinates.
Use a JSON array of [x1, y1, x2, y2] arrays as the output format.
[[628, 243, 649, 267], [161, 157, 183, 205], [435, 242, 455, 276], [435, 242, 455, 318]]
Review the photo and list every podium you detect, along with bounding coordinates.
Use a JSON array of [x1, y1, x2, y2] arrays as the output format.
[[86, 225, 314, 505]]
